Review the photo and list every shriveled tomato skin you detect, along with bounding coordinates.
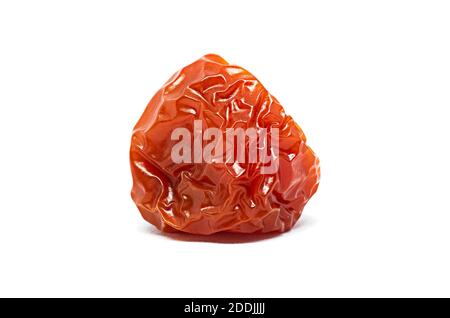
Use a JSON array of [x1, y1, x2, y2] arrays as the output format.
[[130, 54, 320, 235]]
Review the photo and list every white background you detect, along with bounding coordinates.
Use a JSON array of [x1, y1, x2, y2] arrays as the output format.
[[0, 1, 449, 297]]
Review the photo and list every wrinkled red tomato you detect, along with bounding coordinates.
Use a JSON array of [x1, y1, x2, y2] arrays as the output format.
[[130, 54, 320, 235]]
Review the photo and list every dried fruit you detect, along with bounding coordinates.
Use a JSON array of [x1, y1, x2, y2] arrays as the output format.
[[130, 54, 320, 235]]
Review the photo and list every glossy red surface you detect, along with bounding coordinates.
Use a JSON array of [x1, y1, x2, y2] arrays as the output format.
[[130, 54, 320, 234]]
